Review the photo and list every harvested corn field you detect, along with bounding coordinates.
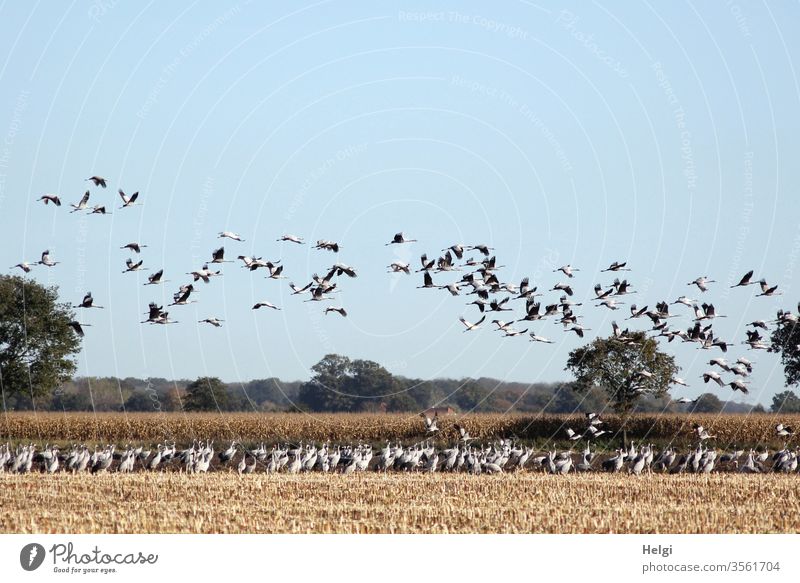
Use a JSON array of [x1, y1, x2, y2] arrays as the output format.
[[2, 412, 796, 448], [1, 472, 798, 534]]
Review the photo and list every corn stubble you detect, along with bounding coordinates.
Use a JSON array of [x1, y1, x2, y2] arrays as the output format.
[[3, 412, 799, 534], [1, 473, 798, 534]]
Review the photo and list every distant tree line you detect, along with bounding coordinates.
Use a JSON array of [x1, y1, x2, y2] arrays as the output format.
[[1, 353, 772, 414], [2, 277, 796, 415], [2, 376, 303, 413]]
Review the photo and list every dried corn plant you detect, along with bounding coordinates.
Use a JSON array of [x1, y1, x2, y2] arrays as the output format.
[[1, 412, 797, 448]]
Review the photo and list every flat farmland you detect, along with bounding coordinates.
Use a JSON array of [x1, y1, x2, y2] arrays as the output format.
[[1, 473, 798, 534]]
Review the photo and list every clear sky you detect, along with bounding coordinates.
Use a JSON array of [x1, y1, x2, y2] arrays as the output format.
[[0, 1, 798, 405]]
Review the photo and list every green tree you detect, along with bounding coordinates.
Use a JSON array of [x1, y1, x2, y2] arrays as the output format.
[[163, 386, 187, 412], [297, 354, 410, 412], [0, 275, 81, 402], [453, 381, 493, 412], [542, 383, 611, 413], [382, 391, 419, 412], [632, 394, 677, 413], [692, 392, 724, 413], [50, 384, 93, 411], [403, 379, 445, 409], [770, 318, 800, 386], [771, 389, 800, 413], [183, 377, 229, 411], [548, 383, 583, 413], [241, 378, 295, 409], [566, 331, 679, 442], [69, 376, 135, 411], [345, 358, 396, 405], [124, 390, 161, 412], [297, 354, 353, 411]]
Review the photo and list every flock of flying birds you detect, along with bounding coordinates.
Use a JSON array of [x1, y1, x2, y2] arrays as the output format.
[[5, 183, 800, 478], [8, 175, 800, 409], [12, 176, 367, 331], [402, 242, 799, 405]]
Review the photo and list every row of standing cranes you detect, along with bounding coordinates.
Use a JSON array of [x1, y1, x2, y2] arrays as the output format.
[[3, 434, 798, 475]]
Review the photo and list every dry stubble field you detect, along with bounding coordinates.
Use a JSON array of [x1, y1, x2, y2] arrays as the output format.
[[3, 412, 800, 534], [2, 472, 799, 534]]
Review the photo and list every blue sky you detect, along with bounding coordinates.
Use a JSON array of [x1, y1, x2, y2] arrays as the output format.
[[0, 1, 799, 405]]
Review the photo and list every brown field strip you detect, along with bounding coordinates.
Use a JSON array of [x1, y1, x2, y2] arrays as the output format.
[[1, 473, 798, 534], [2, 412, 797, 447]]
